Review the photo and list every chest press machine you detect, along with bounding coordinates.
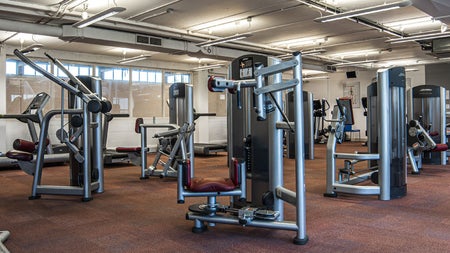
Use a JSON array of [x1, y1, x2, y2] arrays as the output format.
[[176, 52, 308, 245]]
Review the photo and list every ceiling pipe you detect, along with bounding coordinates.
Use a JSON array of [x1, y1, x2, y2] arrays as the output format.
[[0, 0, 332, 70], [0, 0, 293, 55], [0, 19, 63, 37]]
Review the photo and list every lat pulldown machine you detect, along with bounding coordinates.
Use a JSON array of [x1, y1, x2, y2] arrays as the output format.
[[9, 49, 111, 201]]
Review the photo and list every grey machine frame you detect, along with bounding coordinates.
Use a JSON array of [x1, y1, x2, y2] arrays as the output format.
[[324, 67, 407, 200], [139, 83, 194, 179], [14, 49, 108, 201], [179, 52, 308, 245], [407, 84, 447, 166]]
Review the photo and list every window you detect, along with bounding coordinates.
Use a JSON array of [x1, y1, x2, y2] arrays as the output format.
[[131, 69, 163, 117], [6, 60, 18, 75], [132, 69, 162, 84], [56, 63, 93, 78], [5, 58, 193, 118], [5, 59, 54, 113], [165, 72, 190, 84], [97, 66, 130, 114]]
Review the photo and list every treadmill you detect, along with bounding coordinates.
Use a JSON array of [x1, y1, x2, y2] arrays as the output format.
[[0, 92, 69, 168], [192, 112, 227, 156], [102, 113, 139, 165]]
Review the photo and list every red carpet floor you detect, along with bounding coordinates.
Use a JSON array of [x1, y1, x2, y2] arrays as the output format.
[[0, 142, 449, 252]]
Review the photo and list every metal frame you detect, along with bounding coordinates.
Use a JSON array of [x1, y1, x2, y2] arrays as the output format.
[[140, 123, 193, 178], [139, 83, 194, 179], [407, 85, 447, 166], [14, 49, 107, 201], [0, 230, 10, 253], [181, 52, 308, 245], [324, 67, 406, 200]]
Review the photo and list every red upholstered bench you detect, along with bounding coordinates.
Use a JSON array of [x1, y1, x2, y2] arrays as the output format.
[[6, 150, 33, 161], [115, 118, 143, 153], [6, 138, 41, 161], [115, 147, 141, 153], [114, 118, 143, 166]]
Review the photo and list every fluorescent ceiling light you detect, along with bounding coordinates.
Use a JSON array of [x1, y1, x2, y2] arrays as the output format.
[[302, 48, 327, 55], [21, 43, 44, 54], [384, 16, 443, 33], [384, 17, 436, 30], [191, 64, 225, 71], [138, 8, 173, 22], [386, 31, 450, 43], [117, 55, 150, 64], [127, 0, 181, 20], [332, 59, 378, 67], [314, 0, 412, 23], [277, 49, 326, 59], [303, 75, 329, 80], [272, 37, 327, 48], [196, 34, 252, 47], [73, 7, 126, 28], [331, 49, 380, 59]]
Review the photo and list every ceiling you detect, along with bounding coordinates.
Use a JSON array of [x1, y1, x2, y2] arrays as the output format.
[[0, 0, 450, 72]]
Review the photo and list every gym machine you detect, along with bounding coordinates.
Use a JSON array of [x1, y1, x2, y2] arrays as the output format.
[[102, 113, 141, 166], [361, 96, 368, 146], [0, 92, 69, 169], [324, 67, 407, 200], [8, 49, 111, 201], [406, 119, 448, 174], [178, 52, 308, 245], [0, 230, 10, 253], [313, 98, 331, 144], [407, 85, 447, 165], [139, 83, 194, 179], [168, 83, 227, 156], [285, 90, 314, 159]]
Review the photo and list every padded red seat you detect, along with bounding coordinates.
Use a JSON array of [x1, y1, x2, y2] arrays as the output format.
[[116, 147, 141, 152], [429, 131, 439, 136], [183, 158, 241, 193], [189, 177, 236, 192], [433, 143, 448, 152], [6, 150, 33, 161]]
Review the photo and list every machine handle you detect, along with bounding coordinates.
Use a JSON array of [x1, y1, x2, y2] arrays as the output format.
[[14, 49, 110, 113], [335, 99, 346, 120]]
